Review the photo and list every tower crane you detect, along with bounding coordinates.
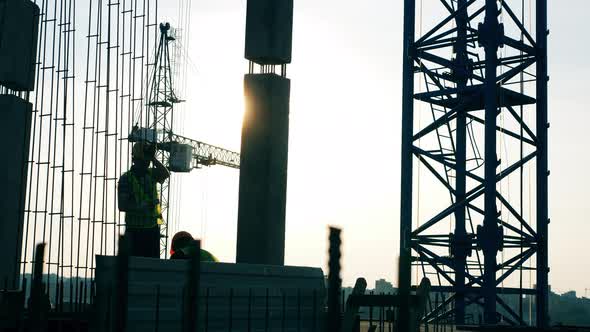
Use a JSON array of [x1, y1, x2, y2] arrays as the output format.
[[129, 22, 240, 256]]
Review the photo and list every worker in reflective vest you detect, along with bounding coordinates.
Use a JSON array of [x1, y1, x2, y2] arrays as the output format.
[[170, 231, 219, 262], [118, 142, 170, 257]]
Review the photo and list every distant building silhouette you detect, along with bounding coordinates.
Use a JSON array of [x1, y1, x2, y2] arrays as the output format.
[[562, 290, 577, 299], [375, 278, 396, 294]]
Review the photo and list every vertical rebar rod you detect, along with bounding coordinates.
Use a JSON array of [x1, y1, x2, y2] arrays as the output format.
[[327, 227, 342, 332], [57, 0, 76, 308], [113, 0, 123, 258], [75, 0, 96, 305], [39, 0, 60, 298], [99, 0, 112, 258], [30, 243, 47, 332], [88, 0, 105, 284]]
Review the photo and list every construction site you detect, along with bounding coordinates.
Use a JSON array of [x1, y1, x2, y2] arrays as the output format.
[[0, 0, 587, 331]]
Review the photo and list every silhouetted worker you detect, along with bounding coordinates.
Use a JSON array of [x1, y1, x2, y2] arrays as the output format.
[[118, 142, 169, 257], [170, 231, 218, 262]]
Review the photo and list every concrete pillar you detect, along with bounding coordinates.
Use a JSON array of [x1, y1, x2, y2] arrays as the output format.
[[0, 95, 33, 287], [244, 0, 293, 65], [0, 0, 40, 91], [236, 74, 290, 265]]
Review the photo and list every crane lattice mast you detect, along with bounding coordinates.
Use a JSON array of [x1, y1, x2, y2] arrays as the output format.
[[398, 0, 549, 328], [131, 22, 240, 256], [143, 22, 178, 255]]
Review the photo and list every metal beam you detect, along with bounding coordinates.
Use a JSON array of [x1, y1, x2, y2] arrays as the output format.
[[168, 132, 240, 169], [454, 0, 469, 323], [481, 0, 501, 323], [398, 1, 415, 331], [535, 0, 550, 327]]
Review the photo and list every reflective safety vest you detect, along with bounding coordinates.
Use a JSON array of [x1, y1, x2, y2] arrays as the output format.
[[199, 249, 219, 262], [125, 169, 163, 228], [172, 245, 219, 262]]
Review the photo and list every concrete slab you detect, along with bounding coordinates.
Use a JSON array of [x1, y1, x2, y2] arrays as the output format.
[[0, 0, 40, 91]]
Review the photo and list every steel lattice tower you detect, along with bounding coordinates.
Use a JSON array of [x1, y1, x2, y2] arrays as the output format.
[[399, 0, 548, 328], [145, 23, 180, 256]]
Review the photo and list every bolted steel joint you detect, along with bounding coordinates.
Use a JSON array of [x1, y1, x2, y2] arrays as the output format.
[[477, 20, 505, 50], [451, 56, 474, 83], [476, 223, 504, 253], [449, 232, 475, 259]]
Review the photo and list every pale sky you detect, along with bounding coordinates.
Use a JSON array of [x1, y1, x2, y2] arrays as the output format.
[[152, 0, 590, 296]]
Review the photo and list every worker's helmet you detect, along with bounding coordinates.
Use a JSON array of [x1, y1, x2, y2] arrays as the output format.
[[170, 231, 219, 262], [170, 231, 194, 256], [132, 142, 156, 161]]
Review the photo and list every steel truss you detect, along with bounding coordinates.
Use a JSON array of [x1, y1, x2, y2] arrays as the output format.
[[166, 132, 240, 169], [399, 0, 548, 328], [144, 23, 180, 257]]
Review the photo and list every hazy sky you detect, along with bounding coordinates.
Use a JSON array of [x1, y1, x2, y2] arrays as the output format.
[[153, 0, 590, 296]]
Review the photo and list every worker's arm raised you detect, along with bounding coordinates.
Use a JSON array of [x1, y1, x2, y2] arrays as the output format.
[[151, 156, 170, 184]]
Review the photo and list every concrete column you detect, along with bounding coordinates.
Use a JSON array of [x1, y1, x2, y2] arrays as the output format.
[[236, 73, 290, 265], [0, 0, 40, 91], [0, 95, 33, 287]]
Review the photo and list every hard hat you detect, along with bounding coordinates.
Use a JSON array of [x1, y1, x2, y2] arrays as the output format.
[[133, 142, 156, 160], [170, 231, 194, 255]]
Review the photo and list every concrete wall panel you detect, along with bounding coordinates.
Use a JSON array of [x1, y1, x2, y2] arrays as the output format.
[[94, 256, 325, 331]]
